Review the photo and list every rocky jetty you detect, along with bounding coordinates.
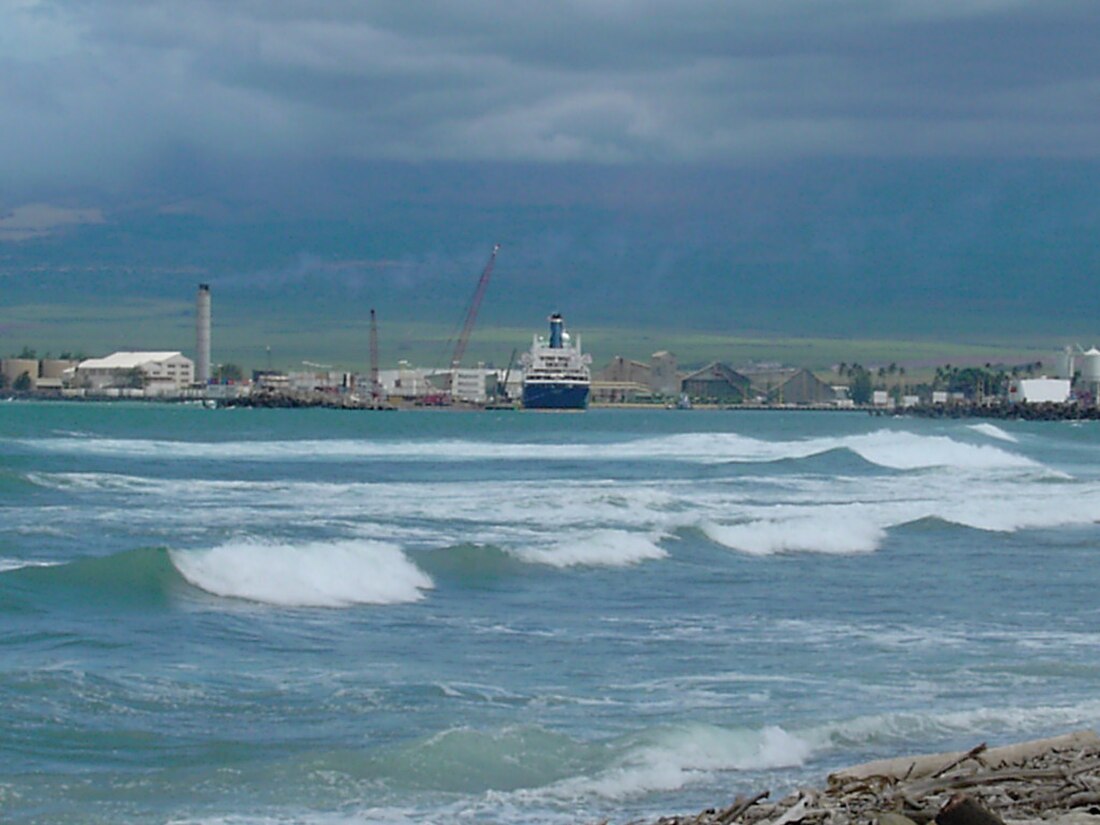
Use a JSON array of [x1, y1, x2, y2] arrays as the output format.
[[899, 402, 1100, 421], [644, 731, 1100, 825], [223, 390, 394, 410]]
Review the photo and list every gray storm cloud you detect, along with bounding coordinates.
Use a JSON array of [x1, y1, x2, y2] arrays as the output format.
[[2, 0, 1099, 196]]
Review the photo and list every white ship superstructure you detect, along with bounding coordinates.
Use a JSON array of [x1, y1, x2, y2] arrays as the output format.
[[520, 314, 591, 410]]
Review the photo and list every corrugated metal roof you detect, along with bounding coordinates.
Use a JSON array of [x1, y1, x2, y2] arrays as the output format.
[[78, 352, 186, 369]]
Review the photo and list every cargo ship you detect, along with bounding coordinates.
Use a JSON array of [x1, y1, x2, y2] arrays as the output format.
[[520, 314, 591, 410]]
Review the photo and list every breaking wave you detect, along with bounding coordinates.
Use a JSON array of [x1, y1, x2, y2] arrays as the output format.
[[838, 431, 1034, 471], [19, 429, 1037, 471], [803, 699, 1100, 755], [545, 723, 812, 801], [357, 722, 815, 799], [968, 423, 1019, 443], [1, 544, 433, 609], [703, 513, 886, 556], [169, 539, 433, 607], [514, 530, 668, 568]]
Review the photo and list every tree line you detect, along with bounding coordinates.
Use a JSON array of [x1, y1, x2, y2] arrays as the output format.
[[835, 361, 1046, 404]]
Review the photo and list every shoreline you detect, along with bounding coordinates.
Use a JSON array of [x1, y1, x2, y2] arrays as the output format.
[[646, 730, 1100, 825], [7, 392, 1100, 421]]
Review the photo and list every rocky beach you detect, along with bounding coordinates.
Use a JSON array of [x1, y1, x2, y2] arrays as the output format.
[[649, 732, 1100, 825]]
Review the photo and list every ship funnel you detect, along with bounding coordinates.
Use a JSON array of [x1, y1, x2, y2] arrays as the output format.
[[548, 313, 564, 349], [196, 283, 211, 384]]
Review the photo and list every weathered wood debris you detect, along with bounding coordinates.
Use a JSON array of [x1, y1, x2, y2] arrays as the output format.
[[639, 731, 1100, 825]]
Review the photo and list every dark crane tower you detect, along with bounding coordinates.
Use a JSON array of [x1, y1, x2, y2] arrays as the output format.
[[369, 308, 381, 402], [450, 244, 500, 370]]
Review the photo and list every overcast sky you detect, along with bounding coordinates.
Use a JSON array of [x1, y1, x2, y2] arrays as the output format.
[[5, 0, 1100, 343], [4, 0, 1100, 197]]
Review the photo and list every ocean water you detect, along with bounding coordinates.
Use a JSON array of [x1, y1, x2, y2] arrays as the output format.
[[2, 403, 1099, 824]]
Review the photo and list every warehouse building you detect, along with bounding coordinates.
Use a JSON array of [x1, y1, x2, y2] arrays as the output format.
[[76, 352, 195, 394], [1, 358, 40, 391], [751, 368, 836, 405], [597, 356, 650, 385], [592, 352, 684, 403], [682, 362, 752, 404], [593, 356, 652, 403]]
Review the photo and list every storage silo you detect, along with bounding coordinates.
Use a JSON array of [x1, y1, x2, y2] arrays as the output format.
[[1056, 346, 1076, 381], [1079, 347, 1100, 383]]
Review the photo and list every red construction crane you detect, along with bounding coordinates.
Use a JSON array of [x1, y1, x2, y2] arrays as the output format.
[[450, 244, 500, 370], [369, 308, 381, 402]]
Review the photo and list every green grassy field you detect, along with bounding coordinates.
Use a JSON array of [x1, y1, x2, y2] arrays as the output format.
[[1, 299, 1065, 379]]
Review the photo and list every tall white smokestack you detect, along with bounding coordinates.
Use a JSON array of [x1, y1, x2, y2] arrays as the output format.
[[196, 283, 211, 384]]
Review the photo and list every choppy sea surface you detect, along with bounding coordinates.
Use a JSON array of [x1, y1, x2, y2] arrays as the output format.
[[2, 402, 1099, 824]]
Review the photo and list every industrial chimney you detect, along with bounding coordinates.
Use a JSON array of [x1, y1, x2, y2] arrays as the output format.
[[196, 283, 211, 384]]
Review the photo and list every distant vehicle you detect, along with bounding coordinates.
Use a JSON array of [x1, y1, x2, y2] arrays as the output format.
[[668, 393, 692, 410], [416, 392, 451, 407]]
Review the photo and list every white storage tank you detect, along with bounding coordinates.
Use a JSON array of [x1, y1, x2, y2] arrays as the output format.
[[1056, 346, 1076, 380], [1080, 347, 1100, 383]]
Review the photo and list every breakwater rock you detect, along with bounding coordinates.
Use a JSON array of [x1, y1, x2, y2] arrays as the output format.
[[223, 390, 393, 410], [897, 402, 1100, 421], [647, 730, 1100, 825]]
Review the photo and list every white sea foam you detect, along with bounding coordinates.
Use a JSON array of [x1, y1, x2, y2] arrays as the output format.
[[20, 428, 1036, 471], [703, 512, 886, 555], [549, 724, 812, 800], [30, 462, 1100, 558], [0, 558, 62, 573], [968, 423, 1019, 443], [841, 431, 1035, 470], [169, 539, 433, 607], [515, 530, 668, 568], [804, 699, 1100, 752]]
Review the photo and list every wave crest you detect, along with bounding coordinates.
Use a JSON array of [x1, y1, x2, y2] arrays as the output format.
[[170, 539, 433, 607], [968, 423, 1020, 443], [515, 530, 668, 568], [550, 723, 812, 800], [704, 514, 885, 556], [20, 428, 1036, 472]]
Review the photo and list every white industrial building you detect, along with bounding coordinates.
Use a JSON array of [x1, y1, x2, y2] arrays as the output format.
[[373, 363, 503, 403], [286, 370, 353, 393], [452, 368, 494, 403], [1007, 378, 1071, 405], [76, 352, 195, 394]]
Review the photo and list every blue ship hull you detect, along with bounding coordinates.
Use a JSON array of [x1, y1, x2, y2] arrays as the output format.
[[522, 382, 589, 410]]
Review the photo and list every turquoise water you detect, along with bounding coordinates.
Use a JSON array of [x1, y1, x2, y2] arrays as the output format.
[[2, 403, 1099, 824]]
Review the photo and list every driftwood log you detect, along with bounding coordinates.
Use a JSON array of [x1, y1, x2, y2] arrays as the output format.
[[641, 730, 1100, 825]]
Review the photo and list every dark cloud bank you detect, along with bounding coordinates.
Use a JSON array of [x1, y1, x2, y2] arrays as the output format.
[[3, 1, 1100, 338]]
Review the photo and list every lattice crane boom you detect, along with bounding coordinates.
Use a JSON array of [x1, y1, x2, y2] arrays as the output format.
[[450, 244, 500, 370]]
